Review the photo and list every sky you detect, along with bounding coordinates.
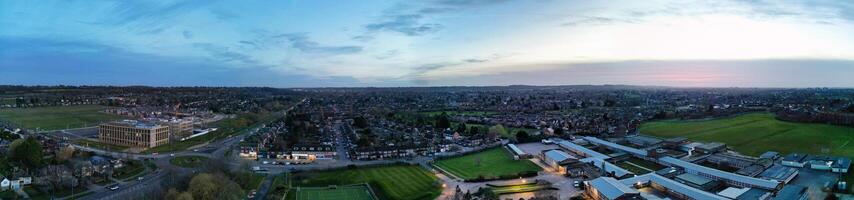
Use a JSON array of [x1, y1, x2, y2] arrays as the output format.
[[1, 0, 854, 88]]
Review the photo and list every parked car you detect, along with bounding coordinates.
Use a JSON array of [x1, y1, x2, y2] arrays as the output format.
[[108, 184, 120, 191]]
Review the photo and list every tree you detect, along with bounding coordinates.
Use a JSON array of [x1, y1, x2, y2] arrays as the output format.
[[456, 123, 467, 134], [188, 173, 218, 200], [165, 188, 181, 200], [0, 130, 19, 141], [353, 116, 368, 129], [436, 114, 451, 129], [56, 145, 76, 163], [488, 125, 505, 140], [515, 131, 530, 143], [9, 137, 43, 170], [553, 127, 564, 136], [176, 192, 194, 200]]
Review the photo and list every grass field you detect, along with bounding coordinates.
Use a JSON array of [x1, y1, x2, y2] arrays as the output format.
[[641, 112, 854, 192], [292, 185, 376, 200], [292, 165, 440, 200], [0, 105, 124, 131], [169, 156, 209, 168], [640, 112, 854, 157], [435, 148, 541, 180]]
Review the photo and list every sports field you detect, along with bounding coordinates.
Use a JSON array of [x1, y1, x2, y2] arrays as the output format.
[[435, 147, 541, 181], [293, 185, 376, 200], [292, 165, 440, 200], [640, 112, 854, 157], [0, 105, 124, 131]]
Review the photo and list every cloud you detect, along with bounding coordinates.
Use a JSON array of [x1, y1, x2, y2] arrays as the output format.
[[182, 31, 194, 39], [90, 1, 216, 34], [364, 14, 443, 36], [358, 0, 512, 38], [374, 50, 401, 60], [561, 16, 638, 26], [209, 9, 240, 21], [276, 33, 363, 55], [192, 43, 257, 65]]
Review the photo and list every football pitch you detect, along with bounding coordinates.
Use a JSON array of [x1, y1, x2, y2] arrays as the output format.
[[291, 165, 440, 200], [640, 112, 854, 157], [294, 185, 376, 200], [435, 147, 541, 180], [0, 105, 124, 131]]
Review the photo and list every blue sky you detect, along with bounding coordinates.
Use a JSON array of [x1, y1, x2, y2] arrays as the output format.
[[1, 0, 853, 87]]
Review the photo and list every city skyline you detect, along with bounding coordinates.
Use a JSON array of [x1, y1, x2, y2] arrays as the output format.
[[2, 0, 854, 87]]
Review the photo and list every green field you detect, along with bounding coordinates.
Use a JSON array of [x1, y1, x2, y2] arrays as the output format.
[[292, 185, 376, 200], [292, 165, 440, 200], [0, 105, 124, 131], [435, 148, 541, 181], [641, 113, 854, 157], [169, 156, 210, 168], [642, 112, 854, 192]]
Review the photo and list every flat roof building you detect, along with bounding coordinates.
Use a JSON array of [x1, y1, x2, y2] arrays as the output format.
[[781, 153, 807, 168], [659, 156, 781, 190], [620, 173, 728, 200], [542, 149, 575, 175], [583, 136, 648, 157], [586, 177, 642, 200], [98, 120, 170, 149], [759, 165, 799, 184], [675, 173, 718, 191]]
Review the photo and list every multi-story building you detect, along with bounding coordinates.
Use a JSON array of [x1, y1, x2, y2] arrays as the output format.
[[98, 120, 169, 148], [162, 118, 193, 139]]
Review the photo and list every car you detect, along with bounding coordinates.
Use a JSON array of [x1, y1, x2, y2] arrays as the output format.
[[170, 153, 175, 157], [138, 176, 145, 181], [108, 184, 120, 191], [193, 149, 199, 152]]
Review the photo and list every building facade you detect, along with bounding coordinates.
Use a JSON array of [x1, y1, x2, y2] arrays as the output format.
[[98, 120, 170, 148]]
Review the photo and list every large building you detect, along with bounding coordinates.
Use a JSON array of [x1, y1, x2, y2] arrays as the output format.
[[98, 120, 170, 148], [162, 118, 194, 139], [658, 156, 781, 190]]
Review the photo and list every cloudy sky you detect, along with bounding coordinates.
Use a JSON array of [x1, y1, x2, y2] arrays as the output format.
[[1, 0, 853, 87]]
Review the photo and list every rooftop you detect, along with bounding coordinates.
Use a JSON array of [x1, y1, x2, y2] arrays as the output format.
[[583, 136, 648, 157], [558, 140, 609, 159], [621, 173, 727, 200], [676, 173, 714, 186], [543, 149, 573, 163], [659, 156, 780, 190], [759, 165, 799, 182], [589, 177, 639, 200]]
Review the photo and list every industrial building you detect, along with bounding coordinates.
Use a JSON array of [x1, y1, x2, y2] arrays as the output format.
[[98, 120, 170, 148]]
